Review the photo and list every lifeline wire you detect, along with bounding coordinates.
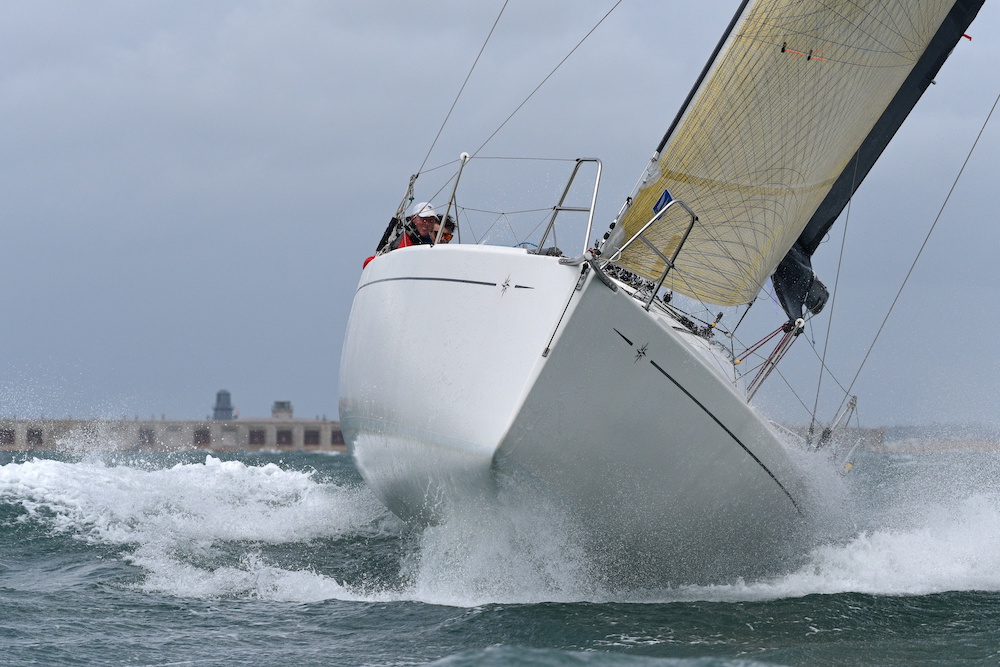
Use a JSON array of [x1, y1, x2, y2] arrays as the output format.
[[834, 86, 1000, 418]]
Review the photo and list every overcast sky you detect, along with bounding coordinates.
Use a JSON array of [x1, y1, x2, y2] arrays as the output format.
[[1, 1, 998, 427]]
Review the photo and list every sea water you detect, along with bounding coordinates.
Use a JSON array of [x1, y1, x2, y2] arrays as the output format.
[[2, 445, 1000, 666]]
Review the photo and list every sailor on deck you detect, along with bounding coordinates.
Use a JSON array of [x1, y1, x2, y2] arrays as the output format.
[[365, 202, 441, 268]]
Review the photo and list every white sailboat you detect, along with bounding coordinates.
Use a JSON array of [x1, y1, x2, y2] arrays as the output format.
[[339, 0, 984, 584]]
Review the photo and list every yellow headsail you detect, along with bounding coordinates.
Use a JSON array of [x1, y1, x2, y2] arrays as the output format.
[[606, 0, 964, 306]]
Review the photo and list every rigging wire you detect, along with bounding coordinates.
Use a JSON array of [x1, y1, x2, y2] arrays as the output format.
[[772, 366, 816, 417], [800, 329, 853, 398], [407, 3, 621, 222], [833, 86, 1000, 418], [809, 151, 859, 434], [471, 1, 624, 158], [416, 1, 510, 176]]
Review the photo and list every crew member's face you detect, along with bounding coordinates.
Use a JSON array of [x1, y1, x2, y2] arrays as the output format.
[[413, 215, 435, 237], [432, 225, 453, 244]]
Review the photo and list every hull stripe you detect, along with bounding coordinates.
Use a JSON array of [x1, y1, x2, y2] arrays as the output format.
[[358, 276, 498, 292], [648, 359, 801, 514]]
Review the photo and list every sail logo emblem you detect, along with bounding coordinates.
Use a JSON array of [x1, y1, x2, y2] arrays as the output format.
[[653, 188, 673, 214]]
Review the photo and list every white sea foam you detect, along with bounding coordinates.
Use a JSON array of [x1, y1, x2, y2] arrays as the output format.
[[5, 451, 1000, 606], [397, 492, 602, 606], [387, 451, 1000, 606], [0, 454, 392, 601], [131, 550, 368, 602], [647, 454, 1000, 603], [0, 455, 384, 542], [0, 451, 604, 605]]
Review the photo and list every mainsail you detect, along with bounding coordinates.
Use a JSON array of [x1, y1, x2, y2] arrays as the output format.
[[606, 0, 984, 314]]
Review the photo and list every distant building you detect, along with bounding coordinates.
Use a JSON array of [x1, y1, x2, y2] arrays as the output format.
[[213, 390, 235, 420], [0, 416, 344, 452], [0, 393, 346, 453]]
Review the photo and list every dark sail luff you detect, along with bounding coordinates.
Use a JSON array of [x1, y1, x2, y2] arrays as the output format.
[[608, 0, 987, 312], [773, 0, 985, 320]]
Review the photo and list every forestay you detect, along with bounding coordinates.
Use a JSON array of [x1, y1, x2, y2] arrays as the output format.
[[606, 0, 982, 308]]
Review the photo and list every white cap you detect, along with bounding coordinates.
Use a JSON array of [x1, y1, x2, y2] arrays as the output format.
[[411, 202, 437, 219]]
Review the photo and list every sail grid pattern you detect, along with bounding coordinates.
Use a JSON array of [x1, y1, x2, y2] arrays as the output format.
[[610, 0, 957, 306]]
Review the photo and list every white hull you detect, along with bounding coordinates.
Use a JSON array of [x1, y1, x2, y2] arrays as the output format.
[[340, 244, 811, 584]]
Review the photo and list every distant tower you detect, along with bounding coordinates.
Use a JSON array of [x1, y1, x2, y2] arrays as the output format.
[[213, 390, 235, 420], [271, 400, 293, 419]]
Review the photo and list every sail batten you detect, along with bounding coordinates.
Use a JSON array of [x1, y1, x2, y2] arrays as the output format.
[[607, 0, 984, 308]]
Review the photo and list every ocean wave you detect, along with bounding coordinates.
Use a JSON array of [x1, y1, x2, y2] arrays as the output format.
[[424, 646, 784, 667], [5, 450, 1000, 607], [0, 454, 401, 600]]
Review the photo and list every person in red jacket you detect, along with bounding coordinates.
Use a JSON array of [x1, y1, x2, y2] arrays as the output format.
[[404, 202, 438, 246], [365, 202, 441, 268]]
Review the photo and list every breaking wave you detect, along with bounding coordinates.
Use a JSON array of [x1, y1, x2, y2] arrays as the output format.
[[2, 449, 1000, 607]]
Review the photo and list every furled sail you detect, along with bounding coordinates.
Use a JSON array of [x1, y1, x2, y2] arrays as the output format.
[[605, 0, 984, 310]]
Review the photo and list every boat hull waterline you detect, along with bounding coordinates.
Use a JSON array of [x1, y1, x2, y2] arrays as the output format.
[[339, 244, 812, 584]]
